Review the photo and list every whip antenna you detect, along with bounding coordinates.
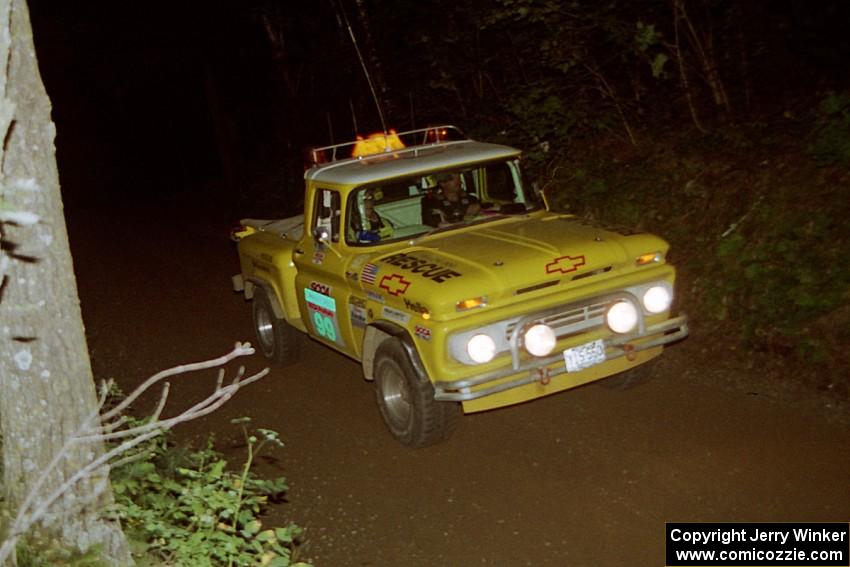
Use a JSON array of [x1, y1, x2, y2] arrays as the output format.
[[333, 0, 388, 137]]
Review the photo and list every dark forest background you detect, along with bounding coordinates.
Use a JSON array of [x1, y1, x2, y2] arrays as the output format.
[[28, 0, 850, 396]]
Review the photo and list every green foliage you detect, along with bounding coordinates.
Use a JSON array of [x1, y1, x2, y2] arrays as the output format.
[[546, 121, 850, 389], [635, 21, 668, 79], [502, 85, 577, 168], [110, 418, 310, 567], [14, 539, 104, 567], [709, 201, 850, 369], [808, 91, 850, 166]]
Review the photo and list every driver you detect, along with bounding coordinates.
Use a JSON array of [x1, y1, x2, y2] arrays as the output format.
[[422, 172, 481, 227], [355, 188, 393, 242]]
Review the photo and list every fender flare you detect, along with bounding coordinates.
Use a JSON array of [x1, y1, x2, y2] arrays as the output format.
[[361, 321, 427, 382], [245, 277, 286, 320]]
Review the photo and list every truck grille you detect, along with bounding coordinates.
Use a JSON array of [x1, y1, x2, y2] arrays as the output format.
[[504, 301, 608, 342]]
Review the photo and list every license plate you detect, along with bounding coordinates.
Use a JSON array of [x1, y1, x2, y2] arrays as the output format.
[[563, 339, 606, 372]]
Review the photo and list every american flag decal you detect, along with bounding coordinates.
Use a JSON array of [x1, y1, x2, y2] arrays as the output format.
[[361, 263, 379, 285]]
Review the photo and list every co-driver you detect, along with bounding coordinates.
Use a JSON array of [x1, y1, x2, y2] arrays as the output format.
[[422, 172, 481, 227]]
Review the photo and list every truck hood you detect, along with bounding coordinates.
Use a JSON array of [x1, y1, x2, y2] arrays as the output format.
[[358, 212, 668, 318]]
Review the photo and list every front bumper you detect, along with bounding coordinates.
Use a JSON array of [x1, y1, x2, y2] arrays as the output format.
[[432, 314, 689, 402]]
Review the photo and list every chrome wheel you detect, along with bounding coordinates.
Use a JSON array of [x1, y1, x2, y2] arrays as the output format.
[[379, 358, 412, 429], [251, 288, 302, 365], [373, 338, 461, 447], [255, 302, 275, 354]]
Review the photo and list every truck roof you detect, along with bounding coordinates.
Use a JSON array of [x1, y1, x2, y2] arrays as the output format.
[[304, 133, 521, 187]]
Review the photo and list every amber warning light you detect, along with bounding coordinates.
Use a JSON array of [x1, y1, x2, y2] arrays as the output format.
[[352, 129, 405, 158]]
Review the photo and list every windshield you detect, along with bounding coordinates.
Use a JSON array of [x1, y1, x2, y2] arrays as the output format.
[[345, 159, 537, 245]]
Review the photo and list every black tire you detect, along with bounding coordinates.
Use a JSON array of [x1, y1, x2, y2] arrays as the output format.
[[597, 357, 659, 390], [252, 287, 302, 366], [373, 338, 461, 448]]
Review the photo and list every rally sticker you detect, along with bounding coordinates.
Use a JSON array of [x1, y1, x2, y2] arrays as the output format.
[[312, 251, 325, 265], [414, 325, 432, 341], [382, 306, 411, 325], [366, 291, 385, 303], [349, 296, 368, 328], [349, 305, 368, 328], [404, 298, 429, 315], [379, 274, 411, 296], [361, 263, 380, 285], [304, 288, 344, 347]]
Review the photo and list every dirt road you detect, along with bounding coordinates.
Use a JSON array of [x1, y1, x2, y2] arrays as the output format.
[[67, 200, 850, 566]]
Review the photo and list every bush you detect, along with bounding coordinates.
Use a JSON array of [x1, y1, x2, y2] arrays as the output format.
[[808, 91, 850, 166], [110, 418, 310, 567], [545, 120, 850, 395]]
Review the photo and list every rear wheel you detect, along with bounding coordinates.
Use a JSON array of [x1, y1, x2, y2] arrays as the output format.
[[373, 338, 460, 448], [252, 288, 301, 366]]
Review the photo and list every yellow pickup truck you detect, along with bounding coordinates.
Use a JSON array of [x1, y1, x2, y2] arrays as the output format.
[[232, 126, 688, 447]]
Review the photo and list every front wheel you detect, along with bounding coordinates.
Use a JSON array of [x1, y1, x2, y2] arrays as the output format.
[[252, 288, 302, 366], [373, 338, 460, 448]]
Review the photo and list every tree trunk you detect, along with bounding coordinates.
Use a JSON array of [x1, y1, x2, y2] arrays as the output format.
[[0, 0, 131, 564]]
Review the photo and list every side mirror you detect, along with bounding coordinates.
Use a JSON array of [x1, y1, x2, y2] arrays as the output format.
[[532, 181, 551, 211], [313, 226, 331, 244]]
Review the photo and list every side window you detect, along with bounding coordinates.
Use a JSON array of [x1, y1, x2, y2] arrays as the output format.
[[485, 162, 516, 202], [313, 188, 341, 243]]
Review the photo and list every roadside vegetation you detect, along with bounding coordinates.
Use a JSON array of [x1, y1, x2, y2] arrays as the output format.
[[220, 1, 848, 398], [4, 413, 310, 567], [110, 417, 308, 567], [350, 1, 850, 401], [541, 95, 850, 398]]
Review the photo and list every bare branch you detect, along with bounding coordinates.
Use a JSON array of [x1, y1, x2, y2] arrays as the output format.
[[100, 341, 256, 422], [150, 382, 170, 422], [0, 343, 270, 566]]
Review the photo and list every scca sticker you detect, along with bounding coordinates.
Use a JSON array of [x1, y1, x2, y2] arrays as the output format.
[[309, 281, 332, 296], [545, 255, 586, 274], [379, 274, 411, 296], [380, 252, 462, 283]]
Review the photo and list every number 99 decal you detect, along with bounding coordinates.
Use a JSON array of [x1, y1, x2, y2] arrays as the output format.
[[304, 287, 345, 347], [312, 310, 337, 341]]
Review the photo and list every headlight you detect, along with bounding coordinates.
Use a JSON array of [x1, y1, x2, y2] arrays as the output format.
[[642, 285, 672, 314], [467, 334, 497, 364], [524, 324, 556, 357], [606, 300, 638, 334]]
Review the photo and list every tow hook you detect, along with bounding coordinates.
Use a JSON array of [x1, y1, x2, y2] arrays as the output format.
[[623, 343, 637, 361], [536, 367, 552, 385]]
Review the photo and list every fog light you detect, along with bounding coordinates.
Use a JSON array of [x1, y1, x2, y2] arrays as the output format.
[[524, 324, 557, 357], [643, 285, 672, 314], [467, 334, 497, 364], [606, 301, 638, 334]]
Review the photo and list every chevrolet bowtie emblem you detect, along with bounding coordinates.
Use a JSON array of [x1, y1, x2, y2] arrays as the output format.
[[379, 274, 411, 296], [545, 255, 586, 274]]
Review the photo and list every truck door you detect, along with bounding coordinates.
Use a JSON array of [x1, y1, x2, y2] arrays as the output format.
[[293, 186, 359, 357]]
